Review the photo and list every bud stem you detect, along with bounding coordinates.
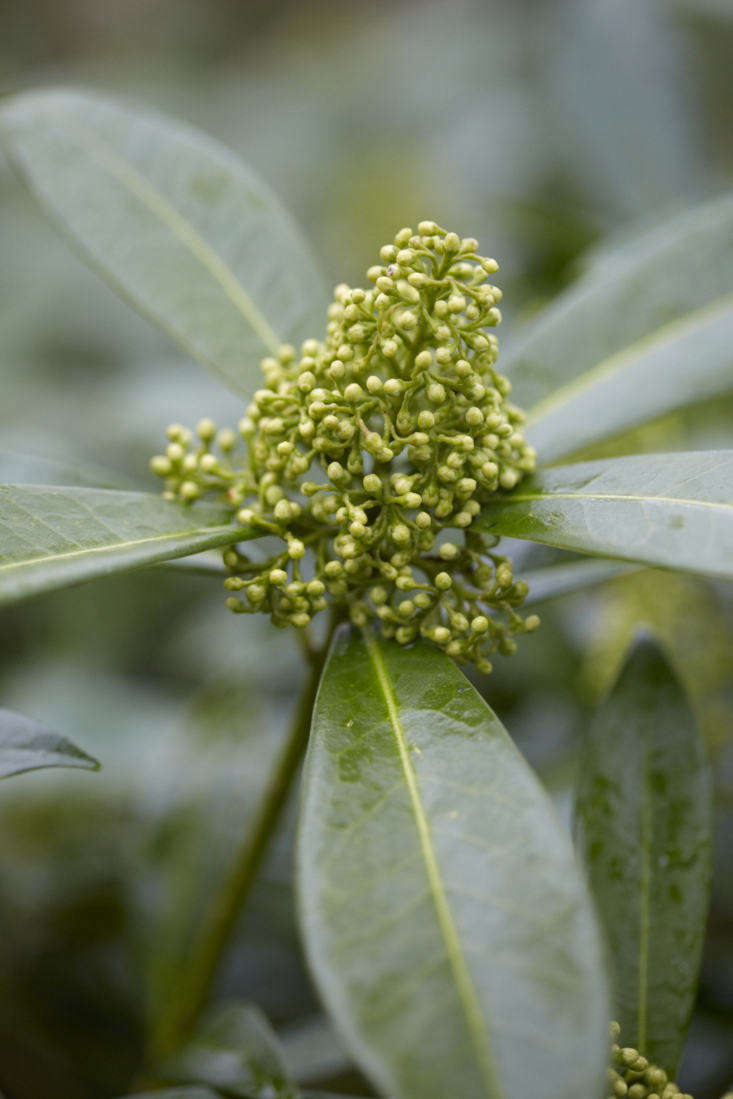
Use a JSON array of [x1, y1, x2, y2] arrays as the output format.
[[148, 608, 343, 1064]]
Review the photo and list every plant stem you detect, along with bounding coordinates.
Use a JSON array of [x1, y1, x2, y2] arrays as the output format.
[[149, 619, 337, 1064]]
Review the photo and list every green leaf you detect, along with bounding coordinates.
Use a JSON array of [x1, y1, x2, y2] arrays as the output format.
[[476, 451, 733, 579], [0, 707, 99, 779], [575, 634, 713, 1073], [502, 193, 733, 462], [0, 448, 132, 488], [154, 550, 228, 577], [0, 89, 328, 395], [523, 558, 639, 606], [160, 1001, 299, 1099], [0, 484, 250, 605], [298, 629, 609, 1099]]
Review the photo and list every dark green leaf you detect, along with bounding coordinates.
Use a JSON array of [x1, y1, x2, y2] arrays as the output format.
[[298, 629, 609, 1099], [476, 451, 733, 579], [161, 1002, 298, 1099], [575, 635, 713, 1073], [0, 707, 99, 779], [0, 89, 327, 395], [0, 484, 251, 605], [502, 193, 733, 461]]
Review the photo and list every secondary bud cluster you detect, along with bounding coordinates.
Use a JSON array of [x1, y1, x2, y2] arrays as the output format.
[[606, 1023, 693, 1099], [151, 222, 539, 672]]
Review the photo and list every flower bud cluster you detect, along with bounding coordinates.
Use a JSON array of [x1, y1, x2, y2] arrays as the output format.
[[150, 222, 539, 672], [606, 1023, 693, 1099]]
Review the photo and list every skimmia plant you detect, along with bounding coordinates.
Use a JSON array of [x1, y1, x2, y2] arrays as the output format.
[[0, 90, 731, 1099]]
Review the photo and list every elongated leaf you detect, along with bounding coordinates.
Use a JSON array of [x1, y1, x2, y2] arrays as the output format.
[[502, 193, 733, 460], [161, 1002, 298, 1099], [0, 90, 327, 395], [0, 448, 131, 488], [476, 451, 733, 579], [0, 484, 250, 605], [575, 635, 713, 1073], [0, 707, 99, 779], [523, 558, 638, 605], [526, 292, 733, 463], [154, 550, 228, 577], [298, 629, 609, 1099]]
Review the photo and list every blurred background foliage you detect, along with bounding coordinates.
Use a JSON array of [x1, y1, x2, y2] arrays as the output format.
[[0, 1, 731, 1097]]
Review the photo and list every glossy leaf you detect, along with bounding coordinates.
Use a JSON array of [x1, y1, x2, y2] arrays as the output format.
[[476, 451, 733, 579], [502, 193, 733, 461], [0, 707, 99, 779], [161, 1001, 298, 1099], [0, 484, 250, 605], [575, 635, 713, 1072], [298, 629, 609, 1099], [0, 89, 328, 395]]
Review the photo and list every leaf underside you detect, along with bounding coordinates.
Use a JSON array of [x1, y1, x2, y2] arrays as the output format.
[[504, 193, 733, 461], [0, 707, 99, 779], [0, 483, 251, 606]]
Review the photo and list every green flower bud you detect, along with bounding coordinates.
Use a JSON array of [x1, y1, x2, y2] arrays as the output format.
[[344, 382, 363, 402], [166, 442, 185, 462], [150, 455, 171, 476], [217, 428, 237, 451], [180, 481, 201, 501]]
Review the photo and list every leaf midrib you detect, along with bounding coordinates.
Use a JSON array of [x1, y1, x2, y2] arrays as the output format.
[[492, 491, 729, 510], [37, 103, 283, 356], [0, 522, 243, 574], [524, 291, 733, 430], [362, 629, 503, 1099]]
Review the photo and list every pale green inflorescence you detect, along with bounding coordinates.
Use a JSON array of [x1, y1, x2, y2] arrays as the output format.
[[606, 1023, 694, 1099], [151, 222, 540, 673]]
